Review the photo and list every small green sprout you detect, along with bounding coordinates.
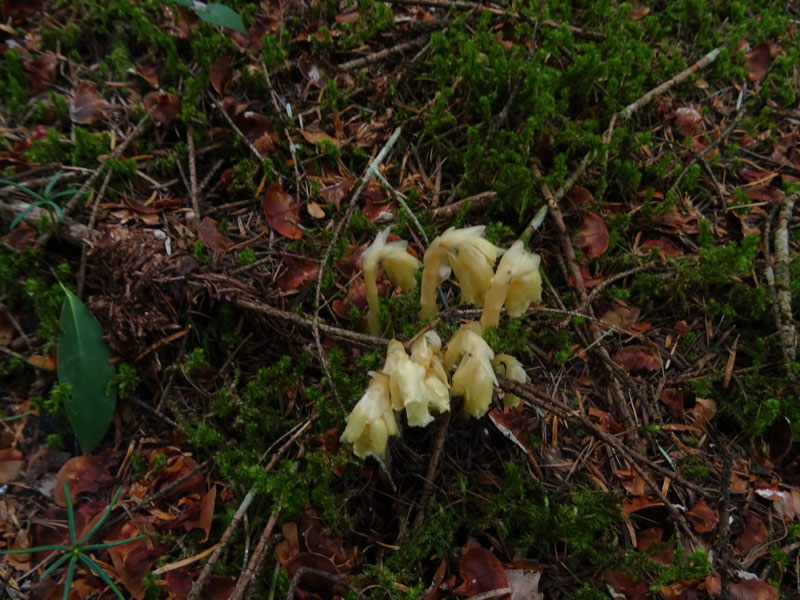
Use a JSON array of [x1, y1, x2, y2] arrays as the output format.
[[2, 170, 84, 230], [0, 483, 145, 600]]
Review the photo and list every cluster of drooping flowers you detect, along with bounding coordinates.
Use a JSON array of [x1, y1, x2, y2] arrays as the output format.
[[341, 226, 542, 458]]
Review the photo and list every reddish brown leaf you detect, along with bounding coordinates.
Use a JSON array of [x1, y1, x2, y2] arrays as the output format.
[[305, 525, 347, 565], [653, 206, 699, 234], [639, 237, 683, 257], [276, 522, 300, 565], [198, 217, 233, 252], [24, 53, 56, 95], [2, 0, 44, 19], [659, 388, 685, 418], [612, 345, 660, 373], [453, 546, 509, 599], [264, 183, 303, 240], [166, 568, 236, 600], [4, 223, 37, 249], [599, 304, 641, 332], [210, 56, 232, 95], [706, 574, 778, 600], [568, 185, 593, 209], [0, 448, 23, 484], [300, 128, 340, 148], [54, 454, 117, 506], [604, 570, 649, 600], [362, 197, 395, 223], [742, 184, 784, 204], [636, 526, 663, 552], [134, 64, 159, 88], [685, 499, 717, 533], [691, 397, 717, 428], [576, 211, 609, 258], [143, 91, 182, 126], [612, 470, 645, 495], [320, 177, 355, 210], [489, 409, 535, 456], [589, 407, 625, 434], [735, 510, 768, 554], [672, 106, 704, 137], [70, 82, 108, 125], [275, 256, 319, 293], [152, 453, 205, 499], [332, 278, 367, 320], [622, 495, 663, 515], [755, 487, 800, 521], [106, 521, 164, 600], [745, 42, 772, 82]]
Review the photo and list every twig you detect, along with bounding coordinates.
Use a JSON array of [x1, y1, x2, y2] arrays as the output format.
[[618, 45, 724, 121], [188, 418, 313, 600], [197, 158, 225, 197], [717, 450, 734, 598], [774, 190, 799, 374], [0, 344, 50, 370], [229, 510, 282, 600], [76, 169, 113, 299], [531, 164, 638, 438], [286, 567, 350, 600], [432, 191, 498, 219], [187, 124, 201, 229], [36, 114, 150, 246], [339, 35, 429, 71], [467, 587, 512, 600], [211, 95, 264, 161], [410, 410, 451, 535], [499, 375, 702, 547], [311, 127, 403, 415]]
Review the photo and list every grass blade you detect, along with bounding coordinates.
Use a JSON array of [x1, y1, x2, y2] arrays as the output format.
[[83, 534, 146, 551], [78, 486, 121, 545], [80, 553, 127, 600], [0, 179, 45, 202], [43, 170, 63, 197], [62, 556, 77, 600], [64, 483, 77, 545], [40, 552, 72, 580]]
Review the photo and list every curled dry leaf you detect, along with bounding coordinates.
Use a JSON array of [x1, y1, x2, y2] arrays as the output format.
[[70, 82, 108, 125], [672, 106, 704, 137], [639, 237, 682, 257], [307, 201, 326, 218], [568, 185, 593, 209], [705, 574, 778, 600], [134, 64, 159, 88], [54, 453, 118, 506], [210, 55, 232, 95], [264, 182, 303, 239], [735, 510, 768, 554], [297, 56, 328, 87], [198, 217, 233, 252], [275, 256, 320, 293], [300, 127, 340, 148], [143, 91, 182, 126], [24, 53, 56, 95], [576, 211, 609, 258], [320, 177, 356, 210], [612, 345, 660, 373], [744, 41, 772, 82], [453, 546, 510, 599], [659, 388, 685, 418], [685, 499, 717, 533]]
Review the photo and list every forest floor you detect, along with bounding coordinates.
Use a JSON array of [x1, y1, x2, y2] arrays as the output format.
[[1, 0, 800, 599]]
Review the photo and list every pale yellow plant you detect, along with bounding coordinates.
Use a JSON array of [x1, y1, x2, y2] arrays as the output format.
[[420, 226, 503, 318], [339, 372, 398, 459], [492, 353, 529, 408], [444, 322, 497, 418], [480, 240, 542, 330], [362, 227, 423, 335]]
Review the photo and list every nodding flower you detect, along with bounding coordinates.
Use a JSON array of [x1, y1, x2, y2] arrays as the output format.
[[362, 227, 422, 335], [420, 226, 503, 318], [492, 353, 529, 408], [444, 322, 497, 418], [480, 240, 541, 330], [339, 372, 398, 459]]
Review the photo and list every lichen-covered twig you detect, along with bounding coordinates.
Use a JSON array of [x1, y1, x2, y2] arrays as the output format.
[[774, 190, 799, 375]]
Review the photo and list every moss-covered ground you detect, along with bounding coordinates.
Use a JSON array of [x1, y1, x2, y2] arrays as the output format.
[[1, 0, 799, 598]]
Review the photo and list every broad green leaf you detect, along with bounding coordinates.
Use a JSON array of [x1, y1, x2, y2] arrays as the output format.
[[197, 3, 246, 34], [57, 290, 116, 453]]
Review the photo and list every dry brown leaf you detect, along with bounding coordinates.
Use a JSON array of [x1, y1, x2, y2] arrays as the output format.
[[210, 56, 232, 95], [735, 510, 768, 554], [659, 388, 685, 418], [453, 546, 510, 599], [706, 574, 778, 600], [54, 454, 118, 506], [264, 183, 303, 240], [70, 82, 108, 125], [300, 128, 340, 148], [576, 211, 609, 258], [612, 345, 660, 373], [672, 106, 704, 137], [307, 201, 326, 218], [0, 448, 23, 484], [275, 256, 319, 293], [745, 42, 772, 82], [142, 91, 182, 126], [198, 217, 233, 252], [134, 64, 159, 88], [24, 53, 56, 95], [685, 499, 717, 533], [505, 566, 542, 600], [320, 177, 356, 210]]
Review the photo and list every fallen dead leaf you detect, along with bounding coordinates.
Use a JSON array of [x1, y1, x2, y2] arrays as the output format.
[[505, 566, 542, 600], [735, 510, 768, 554], [685, 499, 717, 533], [672, 106, 704, 137], [300, 128, 340, 148], [307, 201, 326, 218], [320, 177, 356, 210], [70, 82, 108, 125], [576, 211, 609, 258], [744, 42, 772, 82], [143, 91, 182, 126], [54, 454, 118, 506], [612, 345, 660, 373], [453, 546, 510, 599], [275, 256, 319, 293], [0, 448, 23, 484], [706, 574, 778, 600], [210, 56, 232, 95], [659, 388, 685, 418], [198, 217, 233, 252], [264, 182, 303, 240]]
